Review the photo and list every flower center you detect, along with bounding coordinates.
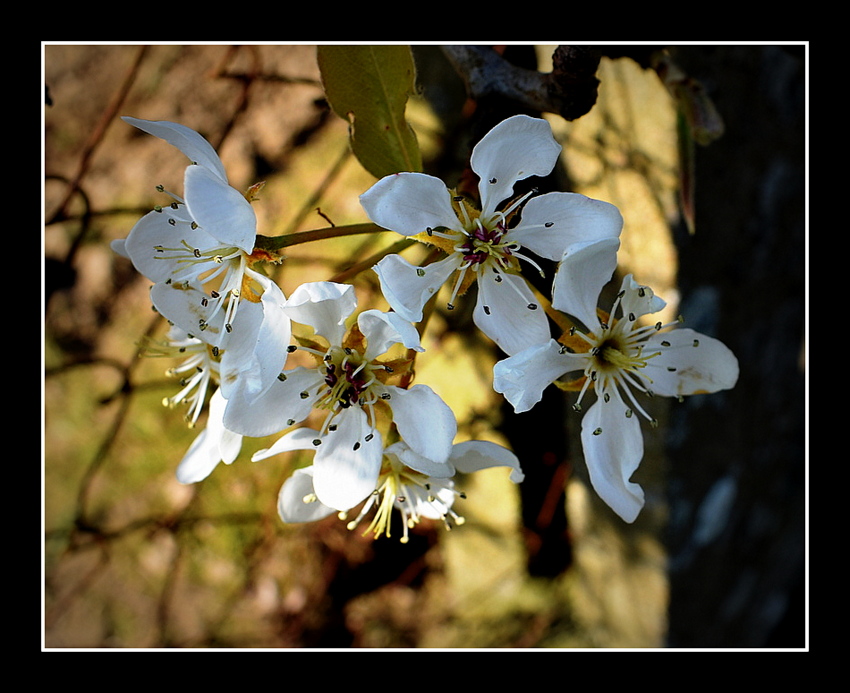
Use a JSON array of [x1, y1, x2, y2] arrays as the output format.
[[286, 338, 397, 443], [449, 193, 530, 270], [593, 334, 654, 376], [151, 202, 257, 342], [318, 346, 378, 411], [564, 309, 693, 431], [341, 458, 466, 543], [559, 314, 664, 424], [456, 219, 518, 269], [423, 191, 544, 311]]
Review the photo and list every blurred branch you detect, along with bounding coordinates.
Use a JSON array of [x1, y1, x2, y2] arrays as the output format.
[[207, 45, 260, 150], [47, 45, 149, 226]]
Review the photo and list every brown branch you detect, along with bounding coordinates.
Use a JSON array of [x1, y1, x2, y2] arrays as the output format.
[[441, 45, 602, 121], [48, 45, 149, 225]]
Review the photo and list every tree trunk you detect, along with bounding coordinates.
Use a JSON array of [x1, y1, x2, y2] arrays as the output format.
[[664, 45, 806, 648]]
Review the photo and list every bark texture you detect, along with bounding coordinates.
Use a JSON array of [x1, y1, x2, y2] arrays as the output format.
[[663, 45, 806, 648]]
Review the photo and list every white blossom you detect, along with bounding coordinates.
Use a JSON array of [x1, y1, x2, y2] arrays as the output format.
[[263, 436, 523, 543], [223, 281, 458, 511], [360, 114, 622, 355], [112, 117, 284, 352], [494, 239, 739, 522]]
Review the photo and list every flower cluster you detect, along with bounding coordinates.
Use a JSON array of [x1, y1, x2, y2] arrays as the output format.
[[115, 112, 738, 537]]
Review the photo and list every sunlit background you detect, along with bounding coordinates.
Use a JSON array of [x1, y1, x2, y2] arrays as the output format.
[[43, 44, 805, 649]]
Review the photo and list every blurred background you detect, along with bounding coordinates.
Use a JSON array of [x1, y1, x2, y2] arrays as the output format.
[[43, 43, 806, 649]]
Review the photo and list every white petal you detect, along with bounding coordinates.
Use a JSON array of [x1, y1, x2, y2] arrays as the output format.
[[175, 430, 220, 484], [357, 309, 423, 360], [510, 192, 623, 260], [373, 253, 459, 323], [449, 440, 524, 483], [283, 281, 356, 345], [223, 367, 320, 437], [184, 165, 257, 252], [251, 276, 293, 391], [385, 441, 455, 479], [218, 276, 292, 402], [552, 238, 621, 333], [122, 117, 228, 182], [252, 427, 321, 461], [176, 390, 242, 484], [150, 281, 232, 354], [208, 390, 243, 465], [218, 299, 265, 397], [218, 431, 243, 468], [493, 339, 583, 413], [473, 270, 551, 355], [581, 395, 645, 523], [471, 115, 561, 217], [619, 274, 666, 320], [278, 468, 338, 523], [110, 238, 129, 258], [385, 384, 457, 464], [312, 408, 383, 511], [644, 328, 740, 397], [359, 172, 461, 236], [124, 207, 213, 283], [150, 281, 217, 336]]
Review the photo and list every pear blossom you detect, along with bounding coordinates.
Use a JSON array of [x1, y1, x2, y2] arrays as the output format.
[[112, 117, 280, 351], [359, 114, 623, 355], [493, 239, 739, 522], [259, 435, 524, 543], [222, 281, 458, 511]]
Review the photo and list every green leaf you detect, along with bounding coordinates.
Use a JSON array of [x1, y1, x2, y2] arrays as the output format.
[[318, 45, 422, 178]]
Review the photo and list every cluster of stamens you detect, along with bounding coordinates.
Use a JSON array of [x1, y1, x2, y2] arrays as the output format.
[[145, 331, 221, 427], [284, 342, 394, 448], [151, 191, 250, 344], [456, 220, 517, 268], [560, 288, 700, 432], [423, 191, 546, 312], [334, 458, 466, 543], [319, 346, 378, 411]]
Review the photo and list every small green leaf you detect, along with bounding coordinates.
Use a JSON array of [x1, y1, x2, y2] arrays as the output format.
[[318, 45, 422, 178]]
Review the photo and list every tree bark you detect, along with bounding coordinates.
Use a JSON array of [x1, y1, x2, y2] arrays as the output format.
[[663, 45, 806, 648]]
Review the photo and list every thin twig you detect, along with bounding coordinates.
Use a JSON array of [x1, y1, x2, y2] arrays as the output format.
[[49, 45, 149, 225]]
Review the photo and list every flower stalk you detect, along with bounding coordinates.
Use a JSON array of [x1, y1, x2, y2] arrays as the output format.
[[253, 222, 389, 252]]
